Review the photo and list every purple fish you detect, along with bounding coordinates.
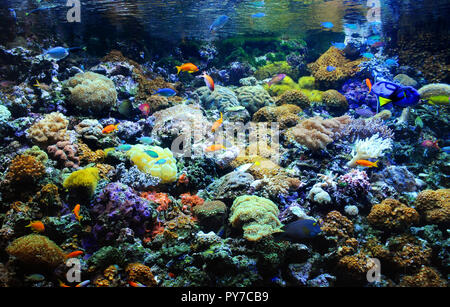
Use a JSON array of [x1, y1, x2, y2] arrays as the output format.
[[267, 74, 286, 87], [355, 107, 375, 118]]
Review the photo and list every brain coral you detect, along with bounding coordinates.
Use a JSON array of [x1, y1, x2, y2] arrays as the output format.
[[27, 112, 69, 146], [194, 85, 240, 112], [367, 198, 419, 231], [321, 89, 348, 113], [284, 115, 351, 151], [66, 72, 118, 113], [415, 189, 450, 224], [253, 104, 301, 129], [6, 234, 65, 268], [234, 85, 274, 115], [275, 90, 310, 109], [229, 195, 283, 241], [307, 47, 364, 89]]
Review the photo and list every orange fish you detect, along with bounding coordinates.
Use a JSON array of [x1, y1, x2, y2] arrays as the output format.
[[26, 221, 45, 233], [356, 159, 378, 168], [59, 280, 71, 288], [66, 250, 84, 259], [205, 144, 226, 152], [73, 204, 83, 222], [102, 123, 119, 134], [176, 63, 199, 74], [211, 112, 223, 132], [138, 103, 150, 117], [128, 281, 146, 287], [365, 78, 372, 93], [201, 72, 215, 91], [168, 272, 176, 278]]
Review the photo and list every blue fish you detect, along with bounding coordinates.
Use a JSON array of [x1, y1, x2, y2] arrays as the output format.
[[26, 4, 60, 16], [385, 59, 398, 66], [278, 219, 322, 241], [137, 136, 155, 145], [250, 1, 265, 7], [326, 66, 336, 72], [362, 52, 374, 59], [42, 46, 86, 61], [369, 35, 381, 41], [209, 15, 229, 32], [145, 150, 159, 158], [9, 8, 16, 21], [251, 12, 266, 18], [320, 22, 334, 29], [344, 23, 358, 30], [116, 144, 132, 151], [154, 88, 176, 97], [441, 146, 450, 153], [155, 158, 167, 165], [332, 42, 346, 50]]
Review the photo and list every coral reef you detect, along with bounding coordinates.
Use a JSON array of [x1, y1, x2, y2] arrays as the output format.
[[26, 112, 69, 146], [6, 154, 46, 182], [275, 90, 310, 109], [415, 189, 450, 224], [62, 167, 100, 197], [367, 198, 419, 231], [234, 85, 273, 115], [347, 134, 392, 167], [47, 141, 80, 168]]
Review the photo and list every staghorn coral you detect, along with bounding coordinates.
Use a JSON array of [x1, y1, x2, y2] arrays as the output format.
[[66, 72, 118, 113], [275, 90, 310, 109], [6, 154, 46, 182], [47, 140, 80, 168], [6, 234, 65, 268], [26, 112, 69, 146], [367, 199, 419, 231], [347, 133, 392, 167], [125, 263, 157, 287], [234, 85, 274, 115], [229, 195, 283, 241], [307, 47, 364, 89], [284, 115, 350, 151], [415, 189, 450, 225]]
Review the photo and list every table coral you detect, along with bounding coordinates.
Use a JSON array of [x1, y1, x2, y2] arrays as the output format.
[[229, 195, 283, 241], [26, 112, 69, 146], [284, 115, 350, 151], [307, 47, 364, 89], [6, 234, 65, 268], [6, 154, 46, 182], [367, 199, 419, 231], [47, 140, 80, 168], [415, 189, 450, 224]]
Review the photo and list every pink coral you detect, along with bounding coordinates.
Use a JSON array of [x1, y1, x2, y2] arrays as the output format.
[[47, 141, 80, 168], [338, 169, 370, 192]]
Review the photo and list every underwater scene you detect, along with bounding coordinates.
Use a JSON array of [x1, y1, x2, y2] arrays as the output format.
[[0, 0, 449, 290]]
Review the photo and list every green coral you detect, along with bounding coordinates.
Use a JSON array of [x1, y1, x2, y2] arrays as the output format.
[[229, 195, 283, 241], [234, 85, 274, 115], [255, 61, 300, 81], [22, 146, 48, 163]]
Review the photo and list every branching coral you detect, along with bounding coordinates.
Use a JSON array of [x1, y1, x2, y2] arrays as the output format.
[[415, 189, 450, 224], [284, 115, 351, 151], [347, 133, 392, 167], [26, 112, 69, 146], [6, 154, 46, 182], [47, 140, 80, 168], [229, 195, 283, 241], [367, 198, 419, 231]]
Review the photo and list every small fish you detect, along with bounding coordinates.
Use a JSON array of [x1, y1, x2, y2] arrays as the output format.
[[41, 46, 85, 61], [326, 66, 336, 72], [26, 221, 45, 233], [362, 52, 374, 59], [209, 15, 229, 32], [235, 162, 259, 173], [356, 159, 378, 168], [211, 112, 223, 132], [73, 204, 83, 222], [9, 8, 16, 21], [251, 12, 266, 18], [145, 150, 159, 158], [176, 63, 199, 74], [59, 280, 71, 288], [278, 219, 322, 241], [155, 159, 167, 165], [66, 251, 84, 259], [371, 41, 385, 48], [365, 78, 372, 93], [421, 140, 440, 150], [415, 116, 423, 128], [102, 123, 119, 134], [441, 146, 450, 153], [138, 103, 151, 116], [320, 22, 334, 29], [116, 144, 132, 151], [201, 73, 215, 91], [140, 52, 145, 59], [75, 280, 90, 287], [344, 23, 358, 30], [34, 80, 51, 91], [25, 274, 45, 282], [267, 74, 286, 87], [0, 80, 15, 87], [129, 281, 146, 287], [168, 272, 176, 278], [26, 4, 60, 16], [137, 136, 155, 145], [154, 88, 177, 97], [369, 35, 381, 41], [332, 42, 346, 50], [385, 59, 398, 66], [205, 144, 226, 152]]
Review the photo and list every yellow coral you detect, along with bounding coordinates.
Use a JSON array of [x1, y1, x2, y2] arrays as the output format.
[[126, 145, 177, 184], [415, 189, 450, 224], [367, 198, 419, 231], [62, 167, 100, 197]]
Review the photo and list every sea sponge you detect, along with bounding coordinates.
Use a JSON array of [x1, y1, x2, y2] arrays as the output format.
[[307, 47, 364, 89], [26, 112, 69, 146], [415, 189, 450, 224], [62, 167, 100, 197], [125, 263, 157, 287], [6, 234, 65, 268], [321, 89, 348, 112], [284, 115, 351, 151], [367, 198, 419, 231], [6, 154, 46, 182], [234, 85, 274, 115], [229, 195, 283, 241], [66, 72, 117, 113], [275, 90, 310, 109], [254, 61, 299, 81], [126, 144, 177, 184]]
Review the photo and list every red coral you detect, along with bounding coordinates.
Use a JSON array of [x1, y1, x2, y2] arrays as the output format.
[[180, 193, 204, 208], [141, 191, 171, 211]]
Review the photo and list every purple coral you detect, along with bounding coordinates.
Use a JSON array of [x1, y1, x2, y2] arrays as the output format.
[[335, 117, 394, 143], [91, 182, 155, 242], [338, 169, 371, 194], [341, 79, 378, 111]]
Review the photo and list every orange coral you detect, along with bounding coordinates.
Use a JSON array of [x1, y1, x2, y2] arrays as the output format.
[[6, 154, 46, 182], [33, 183, 62, 208], [337, 252, 377, 281], [95, 163, 115, 179], [367, 198, 419, 231], [141, 191, 171, 211], [415, 189, 450, 224], [78, 141, 105, 164], [387, 235, 432, 271], [399, 266, 447, 287], [125, 263, 157, 287], [321, 210, 354, 241], [180, 193, 205, 208]]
